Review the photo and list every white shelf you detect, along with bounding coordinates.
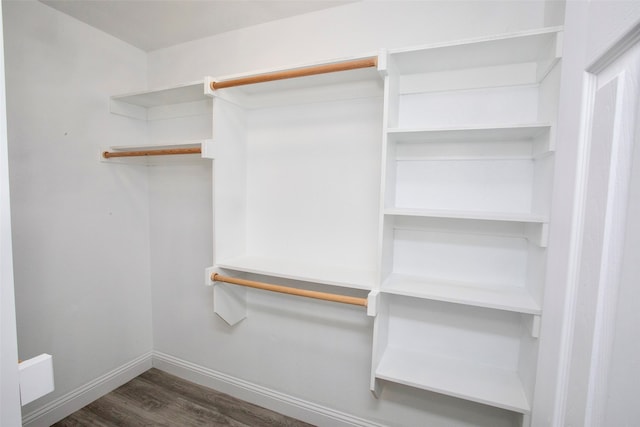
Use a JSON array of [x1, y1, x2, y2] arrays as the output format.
[[382, 273, 540, 314], [390, 27, 562, 79], [110, 81, 212, 121], [384, 207, 547, 224], [105, 140, 205, 152], [100, 140, 209, 164], [111, 81, 207, 107], [216, 255, 375, 290], [376, 347, 530, 414], [387, 124, 551, 143], [210, 58, 383, 109]]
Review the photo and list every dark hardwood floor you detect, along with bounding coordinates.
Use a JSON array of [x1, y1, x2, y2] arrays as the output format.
[[53, 368, 315, 427]]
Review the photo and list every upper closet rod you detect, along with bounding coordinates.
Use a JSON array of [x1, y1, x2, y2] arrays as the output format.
[[211, 273, 368, 308], [102, 147, 201, 159], [210, 57, 378, 90]]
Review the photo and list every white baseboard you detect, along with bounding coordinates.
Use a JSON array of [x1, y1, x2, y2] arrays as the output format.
[[152, 351, 385, 427], [22, 351, 153, 427], [20, 350, 383, 427]]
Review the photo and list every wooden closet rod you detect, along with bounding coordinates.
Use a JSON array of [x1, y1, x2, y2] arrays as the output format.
[[211, 273, 368, 308], [210, 57, 378, 90], [102, 147, 201, 159]]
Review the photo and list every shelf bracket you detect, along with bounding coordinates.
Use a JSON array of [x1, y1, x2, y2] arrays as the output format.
[[525, 222, 549, 247], [370, 377, 383, 398], [376, 49, 389, 77], [367, 290, 380, 317], [207, 267, 248, 326], [204, 76, 216, 97], [525, 314, 542, 339], [200, 139, 216, 159]]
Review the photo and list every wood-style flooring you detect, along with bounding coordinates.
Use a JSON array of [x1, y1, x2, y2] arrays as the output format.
[[53, 368, 315, 427]]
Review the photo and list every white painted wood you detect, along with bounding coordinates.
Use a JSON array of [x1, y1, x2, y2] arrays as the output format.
[[369, 294, 390, 396], [525, 315, 542, 339], [398, 85, 540, 129], [518, 323, 540, 421], [525, 222, 549, 248], [602, 92, 640, 426], [147, 99, 211, 122], [394, 158, 534, 213], [105, 140, 204, 152], [389, 27, 562, 77], [216, 255, 375, 290], [374, 296, 530, 413], [387, 124, 554, 219], [563, 31, 640, 427], [213, 283, 247, 327], [387, 124, 552, 143], [244, 98, 381, 273], [110, 82, 211, 122], [366, 290, 379, 317], [376, 347, 529, 414], [382, 274, 540, 314], [107, 81, 213, 166], [385, 208, 547, 224], [211, 97, 247, 265], [392, 227, 528, 287], [585, 32, 640, 427], [564, 74, 619, 427], [18, 354, 54, 406], [201, 139, 216, 159], [375, 27, 562, 418], [399, 63, 537, 95], [111, 81, 206, 108], [212, 77, 382, 293]]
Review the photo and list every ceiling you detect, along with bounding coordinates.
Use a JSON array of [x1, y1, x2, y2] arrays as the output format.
[[40, 0, 353, 52]]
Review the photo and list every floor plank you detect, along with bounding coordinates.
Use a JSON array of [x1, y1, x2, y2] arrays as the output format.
[[53, 368, 315, 427]]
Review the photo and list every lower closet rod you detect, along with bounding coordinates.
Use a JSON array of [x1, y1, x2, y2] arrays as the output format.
[[102, 147, 201, 159], [211, 273, 368, 308]]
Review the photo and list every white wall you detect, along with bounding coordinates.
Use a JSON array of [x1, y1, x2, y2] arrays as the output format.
[[148, 1, 546, 87], [0, 1, 22, 424], [2, 0, 152, 419], [146, 2, 548, 426], [586, 0, 640, 64]]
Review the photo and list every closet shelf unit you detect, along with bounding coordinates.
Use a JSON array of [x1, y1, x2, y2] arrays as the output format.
[[106, 26, 564, 422], [110, 81, 208, 117], [215, 255, 376, 291], [376, 346, 530, 413], [107, 80, 213, 161], [381, 273, 541, 314], [207, 55, 384, 302], [372, 26, 563, 419]]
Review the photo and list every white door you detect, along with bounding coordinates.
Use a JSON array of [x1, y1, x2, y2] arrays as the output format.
[[562, 11, 640, 427], [0, 2, 23, 426]]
